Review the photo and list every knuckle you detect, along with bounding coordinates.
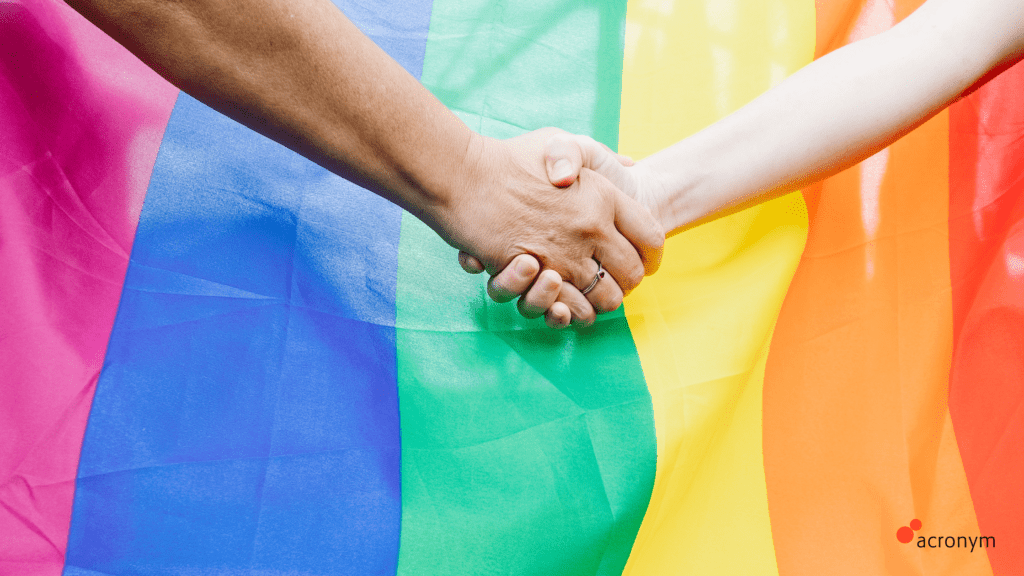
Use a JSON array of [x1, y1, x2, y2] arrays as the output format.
[[565, 297, 593, 325], [623, 263, 644, 290], [538, 269, 558, 287], [546, 303, 569, 326], [608, 292, 624, 311], [570, 264, 592, 290], [544, 132, 572, 151], [648, 230, 666, 250], [571, 208, 602, 233], [528, 286, 550, 306], [594, 292, 621, 314], [487, 279, 513, 303], [516, 256, 540, 280]]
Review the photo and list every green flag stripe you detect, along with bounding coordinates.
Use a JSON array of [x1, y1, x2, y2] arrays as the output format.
[[394, 1, 656, 575]]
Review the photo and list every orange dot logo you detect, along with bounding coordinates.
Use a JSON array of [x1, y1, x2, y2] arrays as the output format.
[[897, 519, 922, 543]]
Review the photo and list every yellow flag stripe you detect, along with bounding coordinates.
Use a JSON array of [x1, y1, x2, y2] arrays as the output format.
[[617, 0, 815, 573]]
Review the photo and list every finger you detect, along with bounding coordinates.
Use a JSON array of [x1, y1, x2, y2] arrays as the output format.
[[487, 254, 541, 303], [591, 229, 645, 294], [545, 301, 572, 329], [544, 133, 584, 187], [552, 133, 638, 193], [611, 185, 665, 277], [517, 269, 562, 319], [458, 251, 486, 274], [579, 258, 625, 314], [556, 282, 596, 327], [545, 133, 636, 190], [572, 170, 648, 293]]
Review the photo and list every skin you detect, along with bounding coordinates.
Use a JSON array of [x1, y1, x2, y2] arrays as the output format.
[[463, 141, 639, 328], [66, 0, 665, 322], [477, 0, 1024, 321]]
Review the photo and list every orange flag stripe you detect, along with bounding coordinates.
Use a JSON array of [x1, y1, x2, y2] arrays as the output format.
[[762, 1, 990, 574]]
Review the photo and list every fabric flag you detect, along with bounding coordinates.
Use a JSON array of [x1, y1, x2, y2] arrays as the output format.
[[0, 0, 1020, 574]]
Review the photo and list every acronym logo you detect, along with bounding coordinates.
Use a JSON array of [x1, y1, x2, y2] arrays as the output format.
[[897, 518, 995, 551], [896, 519, 923, 543]]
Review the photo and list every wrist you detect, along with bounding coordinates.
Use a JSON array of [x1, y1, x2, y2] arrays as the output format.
[[452, 131, 495, 209], [403, 127, 489, 239], [420, 131, 504, 260], [639, 151, 710, 235]]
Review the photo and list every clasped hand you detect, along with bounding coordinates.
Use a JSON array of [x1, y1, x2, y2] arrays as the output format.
[[448, 128, 668, 329]]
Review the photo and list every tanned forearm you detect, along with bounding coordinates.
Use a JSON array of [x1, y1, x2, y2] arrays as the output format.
[[67, 0, 475, 224], [66, 0, 667, 319]]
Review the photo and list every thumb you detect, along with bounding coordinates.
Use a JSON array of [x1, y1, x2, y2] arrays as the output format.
[[544, 133, 585, 187], [544, 133, 636, 194]]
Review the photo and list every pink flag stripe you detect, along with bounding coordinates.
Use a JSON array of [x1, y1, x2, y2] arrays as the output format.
[[0, 1, 177, 572]]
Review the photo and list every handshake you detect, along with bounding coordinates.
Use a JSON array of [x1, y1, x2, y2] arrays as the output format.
[[430, 127, 671, 329]]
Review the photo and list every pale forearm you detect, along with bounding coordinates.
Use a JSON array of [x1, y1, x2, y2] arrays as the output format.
[[67, 0, 475, 223], [647, 0, 1024, 234]]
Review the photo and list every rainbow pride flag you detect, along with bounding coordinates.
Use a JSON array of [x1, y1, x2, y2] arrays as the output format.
[[2, 0, 1021, 574]]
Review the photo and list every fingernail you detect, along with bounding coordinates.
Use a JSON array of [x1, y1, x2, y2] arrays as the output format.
[[552, 159, 572, 183]]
